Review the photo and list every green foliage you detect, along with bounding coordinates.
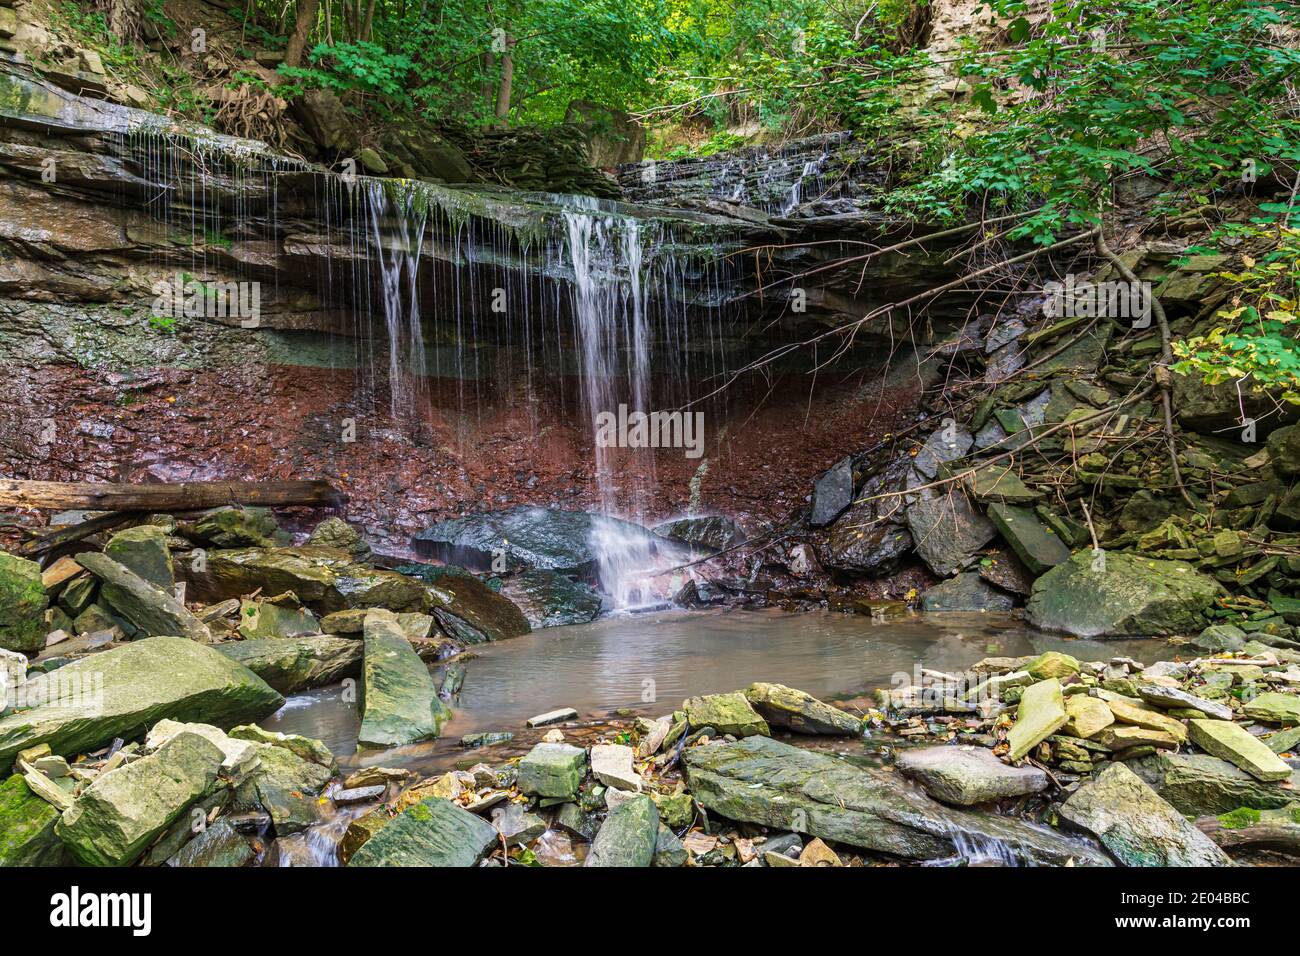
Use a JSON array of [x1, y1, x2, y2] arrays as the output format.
[[890, 1, 1300, 242], [1174, 225, 1300, 406]]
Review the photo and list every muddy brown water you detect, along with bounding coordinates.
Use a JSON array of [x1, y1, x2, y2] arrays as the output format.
[[263, 607, 1177, 778]]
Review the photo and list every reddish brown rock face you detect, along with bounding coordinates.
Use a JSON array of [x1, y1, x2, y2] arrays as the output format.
[[0, 357, 919, 552]]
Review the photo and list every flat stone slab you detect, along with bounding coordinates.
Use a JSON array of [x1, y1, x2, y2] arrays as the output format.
[[1189, 718, 1292, 782], [1063, 696, 1114, 739], [56, 731, 224, 866], [987, 503, 1069, 576], [1107, 698, 1188, 743], [77, 551, 210, 642], [526, 707, 577, 727], [591, 743, 642, 792], [1007, 679, 1066, 760], [517, 743, 587, 799], [586, 793, 658, 867], [0, 637, 283, 769], [333, 785, 386, 805], [1060, 763, 1231, 866], [1136, 683, 1233, 721], [348, 796, 497, 867], [685, 736, 1110, 866], [895, 745, 1047, 806], [358, 609, 445, 749], [744, 682, 862, 735], [1242, 692, 1300, 726]]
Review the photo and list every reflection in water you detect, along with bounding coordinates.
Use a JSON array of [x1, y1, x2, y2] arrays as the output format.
[[263, 607, 1174, 775]]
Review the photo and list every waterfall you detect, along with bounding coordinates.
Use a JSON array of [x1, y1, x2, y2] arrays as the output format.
[[562, 209, 670, 610], [365, 181, 429, 419]]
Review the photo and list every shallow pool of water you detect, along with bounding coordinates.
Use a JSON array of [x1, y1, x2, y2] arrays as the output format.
[[263, 607, 1174, 774]]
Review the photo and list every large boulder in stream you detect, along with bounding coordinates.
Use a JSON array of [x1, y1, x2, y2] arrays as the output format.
[[685, 736, 1111, 865], [217, 635, 362, 694], [357, 609, 447, 749], [1026, 552, 1225, 637], [412, 506, 676, 579], [0, 637, 284, 769], [586, 794, 659, 867], [498, 569, 602, 628]]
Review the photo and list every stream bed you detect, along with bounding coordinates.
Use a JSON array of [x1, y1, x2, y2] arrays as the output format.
[[264, 608, 1176, 777]]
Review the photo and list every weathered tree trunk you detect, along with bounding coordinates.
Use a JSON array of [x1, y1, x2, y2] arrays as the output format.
[[494, 34, 516, 125], [0, 479, 344, 511], [285, 0, 322, 67]]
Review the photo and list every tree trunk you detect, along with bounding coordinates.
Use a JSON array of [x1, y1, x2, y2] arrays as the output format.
[[494, 34, 515, 126], [362, 0, 378, 41], [99, 0, 142, 41], [0, 479, 345, 511], [285, 0, 322, 68]]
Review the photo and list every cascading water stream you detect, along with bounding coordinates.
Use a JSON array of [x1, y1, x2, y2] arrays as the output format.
[[561, 209, 675, 610], [365, 181, 430, 419]]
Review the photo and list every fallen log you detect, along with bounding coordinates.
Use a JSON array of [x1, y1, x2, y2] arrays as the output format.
[[13, 510, 140, 558], [0, 479, 345, 511]]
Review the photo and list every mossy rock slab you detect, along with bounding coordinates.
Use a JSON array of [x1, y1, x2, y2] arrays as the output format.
[[104, 525, 174, 590], [744, 682, 862, 735], [217, 635, 361, 694], [0, 773, 70, 865], [0, 551, 47, 653], [0, 637, 283, 769], [683, 691, 770, 738], [347, 796, 497, 867], [684, 736, 1110, 865], [357, 609, 445, 749]]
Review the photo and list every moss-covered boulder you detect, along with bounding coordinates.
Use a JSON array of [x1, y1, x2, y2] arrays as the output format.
[[586, 794, 659, 867], [185, 546, 350, 611], [0, 551, 47, 653], [0, 637, 284, 768], [683, 692, 770, 738], [743, 682, 862, 735], [1026, 552, 1224, 637], [357, 610, 446, 749], [0, 773, 70, 865], [187, 507, 278, 547], [104, 525, 174, 590], [56, 730, 224, 866]]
